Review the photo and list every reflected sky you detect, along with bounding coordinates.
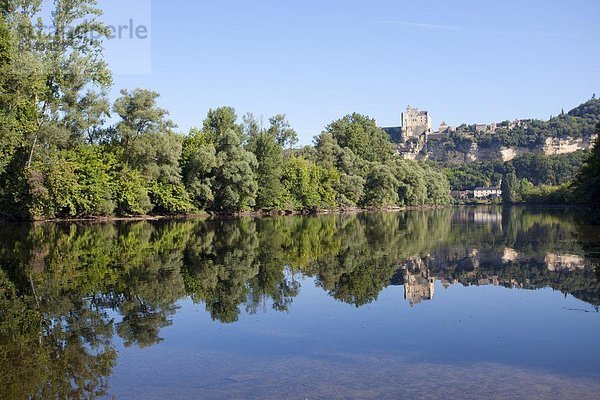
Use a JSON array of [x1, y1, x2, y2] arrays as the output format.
[[108, 281, 600, 399], [1, 207, 600, 399]]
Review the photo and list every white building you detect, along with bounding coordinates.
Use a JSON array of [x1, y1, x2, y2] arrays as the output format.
[[473, 187, 502, 199]]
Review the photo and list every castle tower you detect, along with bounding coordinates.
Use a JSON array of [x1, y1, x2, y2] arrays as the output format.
[[401, 106, 432, 141]]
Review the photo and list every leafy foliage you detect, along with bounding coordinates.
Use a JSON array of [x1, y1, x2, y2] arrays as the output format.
[[212, 129, 258, 211], [477, 99, 600, 148], [0, 2, 452, 219], [246, 127, 287, 210], [572, 125, 600, 207], [323, 113, 395, 163], [0, 208, 598, 399], [445, 151, 589, 192], [282, 156, 339, 210]]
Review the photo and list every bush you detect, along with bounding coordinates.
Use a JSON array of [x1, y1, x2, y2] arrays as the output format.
[[115, 168, 153, 215], [282, 156, 339, 210], [361, 164, 399, 207], [149, 181, 194, 214], [27, 155, 80, 219], [70, 146, 117, 216]]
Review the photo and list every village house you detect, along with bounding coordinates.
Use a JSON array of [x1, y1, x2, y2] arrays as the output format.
[[450, 190, 469, 200], [473, 187, 502, 199]]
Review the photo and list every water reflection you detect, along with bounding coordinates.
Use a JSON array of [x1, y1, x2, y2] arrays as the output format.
[[0, 207, 599, 399]]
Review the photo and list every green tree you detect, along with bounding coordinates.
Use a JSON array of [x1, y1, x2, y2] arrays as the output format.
[[0, 10, 31, 176], [247, 128, 287, 210], [0, 9, 41, 214], [336, 173, 365, 207], [112, 89, 192, 214], [114, 167, 153, 215], [314, 132, 343, 169], [65, 91, 111, 145], [203, 106, 241, 144], [323, 113, 396, 163], [212, 129, 258, 212], [0, 0, 113, 218], [112, 89, 176, 168], [361, 164, 399, 207], [268, 114, 298, 149], [5, 0, 113, 167], [282, 156, 338, 210], [190, 107, 261, 212], [572, 124, 600, 207], [502, 171, 521, 204], [395, 160, 428, 206], [422, 164, 451, 205], [181, 128, 217, 210]]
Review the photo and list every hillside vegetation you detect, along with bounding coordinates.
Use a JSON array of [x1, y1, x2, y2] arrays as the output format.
[[449, 98, 600, 149], [445, 150, 590, 191], [500, 124, 600, 206], [440, 100, 600, 194], [0, 3, 450, 220], [571, 129, 600, 207]]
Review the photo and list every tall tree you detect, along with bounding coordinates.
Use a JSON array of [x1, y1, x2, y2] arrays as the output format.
[[572, 124, 600, 207], [0, 10, 21, 175], [268, 114, 298, 149], [314, 132, 342, 169], [112, 89, 176, 166], [4, 0, 113, 167], [247, 128, 286, 210], [1, 1, 112, 218], [112, 89, 191, 214], [212, 129, 258, 212], [502, 170, 521, 204], [203, 106, 241, 144], [181, 128, 218, 210], [324, 113, 396, 163]]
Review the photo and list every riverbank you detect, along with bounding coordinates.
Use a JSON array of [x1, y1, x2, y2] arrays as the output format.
[[1, 205, 451, 223]]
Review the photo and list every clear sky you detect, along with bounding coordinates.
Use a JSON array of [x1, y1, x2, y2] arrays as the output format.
[[103, 0, 599, 144]]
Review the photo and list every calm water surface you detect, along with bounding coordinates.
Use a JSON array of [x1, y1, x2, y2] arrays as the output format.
[[1, 207, 600, 399]]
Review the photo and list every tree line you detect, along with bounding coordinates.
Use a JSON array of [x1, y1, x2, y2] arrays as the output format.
[[502, 125, 600, 206], [455, 98, 600, 149], [0, 1, 450, 220], [445, 150, 591, 191], [480, 99, 600, 148], [442, 123, 600, 209], [2, 207, 599, 398]]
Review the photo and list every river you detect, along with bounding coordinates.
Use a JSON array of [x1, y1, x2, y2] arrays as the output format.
[[1, 206, 599, 399]]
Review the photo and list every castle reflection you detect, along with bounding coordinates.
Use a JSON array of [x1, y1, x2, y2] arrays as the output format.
[[0, 207, 599, 399]]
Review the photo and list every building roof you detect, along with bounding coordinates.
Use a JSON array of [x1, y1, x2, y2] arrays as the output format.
[[474, 187, 500, 191]]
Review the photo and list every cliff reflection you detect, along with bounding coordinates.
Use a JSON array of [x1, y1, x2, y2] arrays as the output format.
[[0, 207, 599, 398]]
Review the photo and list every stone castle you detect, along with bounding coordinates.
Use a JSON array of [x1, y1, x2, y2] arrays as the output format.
[[384, 106, 447, 144], [383, 106, 597, 162], [401, 106, 432, 140]]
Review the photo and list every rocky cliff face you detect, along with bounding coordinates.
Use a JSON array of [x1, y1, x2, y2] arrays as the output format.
[[401, 134, 597, 163], [541, 136, 597, 156], [391, 98, 600, 163]]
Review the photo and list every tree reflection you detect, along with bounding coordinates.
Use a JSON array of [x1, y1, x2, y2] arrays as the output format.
[[182, 219, 261, 323], [0, 207, 599, 398], [0, 269, 115, 400]]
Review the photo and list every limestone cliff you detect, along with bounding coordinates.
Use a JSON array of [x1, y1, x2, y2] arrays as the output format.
[[404, 134, 597, 163], [388, 98, 600, 164]]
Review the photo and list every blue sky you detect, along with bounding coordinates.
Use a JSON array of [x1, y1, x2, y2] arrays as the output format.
[[103, 0, 599, 144]]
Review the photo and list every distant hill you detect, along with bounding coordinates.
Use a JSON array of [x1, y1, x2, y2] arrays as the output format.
[[475, 98, 600, 148], [390, 98, 600, 164]]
